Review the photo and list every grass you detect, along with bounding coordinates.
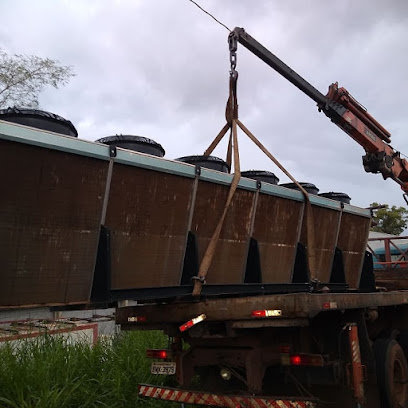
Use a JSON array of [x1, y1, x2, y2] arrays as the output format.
[[0, 331, 181, 408]]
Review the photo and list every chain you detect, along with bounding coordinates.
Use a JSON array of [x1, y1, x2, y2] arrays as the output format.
[[228, 31, 238, 75], [226, 31, 239, 124]]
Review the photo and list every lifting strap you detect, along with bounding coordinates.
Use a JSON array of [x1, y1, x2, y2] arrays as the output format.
[[192, 74, 241, 296], [192, 72, 317, 297]]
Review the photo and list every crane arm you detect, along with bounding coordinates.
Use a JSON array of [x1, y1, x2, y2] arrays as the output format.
[[230, 27, 408, 192]]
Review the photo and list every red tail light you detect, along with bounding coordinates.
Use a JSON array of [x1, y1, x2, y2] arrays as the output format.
[[290, 355, 302, 365], [146, 349, 171, 359], [289, 353, 324, 367]]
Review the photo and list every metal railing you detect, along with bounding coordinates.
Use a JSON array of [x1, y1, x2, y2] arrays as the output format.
[[367, 236, 408, 269]]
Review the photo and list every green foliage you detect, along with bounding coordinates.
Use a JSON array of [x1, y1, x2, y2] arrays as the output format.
[[0, 332, 180, 408], [0, 49, 75, 108], [370, 202, 408, 235]]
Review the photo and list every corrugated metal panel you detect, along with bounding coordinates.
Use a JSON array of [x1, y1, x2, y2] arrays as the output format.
[[299, 205, 341, 283], [191, 181, 253, 284], [337, 212, 371, 288], [252, 195, 303, 283], [0, 139, 107, 306], [106, 165, 193, 289]]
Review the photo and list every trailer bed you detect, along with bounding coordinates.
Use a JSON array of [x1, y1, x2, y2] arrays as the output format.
[[117, 290, 408, 328]]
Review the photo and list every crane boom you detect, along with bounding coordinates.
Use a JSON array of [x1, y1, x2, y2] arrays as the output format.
[[230, 27, 408, 192]]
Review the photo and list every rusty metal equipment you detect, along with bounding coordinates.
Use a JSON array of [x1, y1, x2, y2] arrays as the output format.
[[0, 112, 372, 308]]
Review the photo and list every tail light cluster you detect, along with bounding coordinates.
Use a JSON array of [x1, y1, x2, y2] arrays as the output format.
[[280, 345, 324, 367]]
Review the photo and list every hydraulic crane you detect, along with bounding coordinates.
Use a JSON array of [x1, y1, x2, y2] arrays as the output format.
[[229, 27, 408, 195]]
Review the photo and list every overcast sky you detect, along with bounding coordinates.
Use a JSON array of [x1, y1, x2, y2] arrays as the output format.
[[1, 0, 407, 208]]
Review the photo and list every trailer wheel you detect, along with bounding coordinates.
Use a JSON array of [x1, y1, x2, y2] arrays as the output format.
[[374, 338, 408, 408]]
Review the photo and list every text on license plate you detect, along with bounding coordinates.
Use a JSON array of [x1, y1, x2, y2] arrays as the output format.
[[151, 362, 176, 375]]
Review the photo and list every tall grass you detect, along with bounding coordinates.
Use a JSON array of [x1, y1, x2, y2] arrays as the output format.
[[0, 331, 180, 408]]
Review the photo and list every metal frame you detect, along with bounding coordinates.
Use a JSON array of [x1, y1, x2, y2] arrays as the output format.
[[368, 236, 408, 269]]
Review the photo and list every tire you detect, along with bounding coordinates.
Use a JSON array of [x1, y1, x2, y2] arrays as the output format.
[[374, 338, 408, 408]]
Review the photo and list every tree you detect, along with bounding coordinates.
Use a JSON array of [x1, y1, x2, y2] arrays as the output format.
[[0, 48, 75, 109], [370, 202, 408, 235]]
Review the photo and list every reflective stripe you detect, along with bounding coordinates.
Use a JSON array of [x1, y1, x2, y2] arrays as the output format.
[[161, 389, 171, 400], [168, 390, 178, 401], [138, 385, 317, 407]]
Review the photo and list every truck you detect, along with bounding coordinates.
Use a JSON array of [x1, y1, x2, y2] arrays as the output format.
[[1, 28, 408, 408], [115, 29, 408, 408]]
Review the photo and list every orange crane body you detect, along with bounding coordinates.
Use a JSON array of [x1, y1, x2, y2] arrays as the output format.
[[230, 27, 408, 193], [324, 82, 408, 191]]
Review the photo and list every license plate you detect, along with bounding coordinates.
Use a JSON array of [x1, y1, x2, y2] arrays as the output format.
[[151, 362, 176, 375]]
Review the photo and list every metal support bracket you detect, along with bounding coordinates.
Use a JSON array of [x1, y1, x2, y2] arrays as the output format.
[[109, 145, 117, 158]]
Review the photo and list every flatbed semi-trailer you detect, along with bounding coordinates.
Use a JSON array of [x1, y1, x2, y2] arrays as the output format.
[[117, 290, 408, 408]]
